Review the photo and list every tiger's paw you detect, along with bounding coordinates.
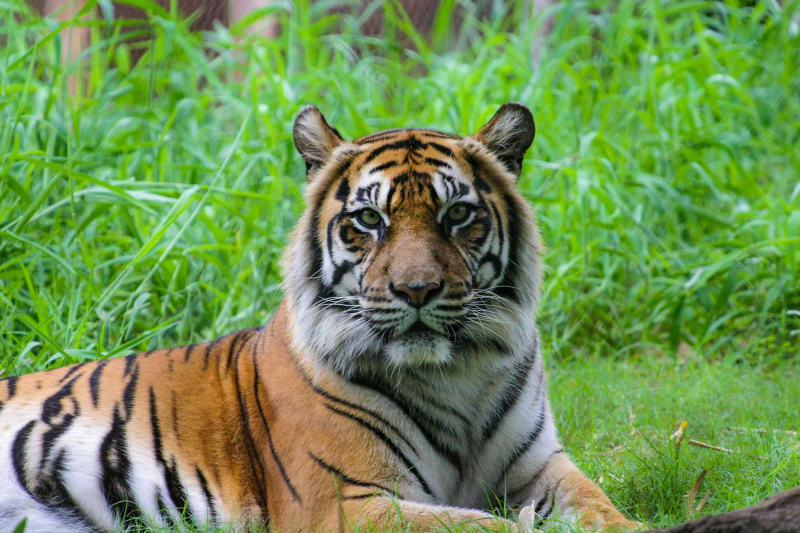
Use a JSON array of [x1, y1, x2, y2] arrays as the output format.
[[585, 515, 644, 533], [516, 502, 642, 533], [605, 520, 644, 532]]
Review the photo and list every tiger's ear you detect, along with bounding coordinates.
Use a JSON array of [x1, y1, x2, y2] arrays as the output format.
[[472, 103, 535, 179], [293, 106, 345, 181]]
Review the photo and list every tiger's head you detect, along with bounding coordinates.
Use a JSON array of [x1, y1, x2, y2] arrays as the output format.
[[283, 104, 542, 376]]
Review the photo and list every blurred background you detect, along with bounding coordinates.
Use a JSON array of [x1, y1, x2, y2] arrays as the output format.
[[1, 1, 799, 526]]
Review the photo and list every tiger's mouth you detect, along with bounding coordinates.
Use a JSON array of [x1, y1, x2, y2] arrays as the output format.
[[390, 314, 453, 340], [402, 321, 435, 336]]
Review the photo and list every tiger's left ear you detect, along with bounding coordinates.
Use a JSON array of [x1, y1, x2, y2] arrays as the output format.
[[293, 105, 346, 181], [472, 103, 535, 179]]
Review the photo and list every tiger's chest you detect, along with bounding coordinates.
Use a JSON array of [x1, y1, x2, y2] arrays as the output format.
[[342, 354, 546, 508]]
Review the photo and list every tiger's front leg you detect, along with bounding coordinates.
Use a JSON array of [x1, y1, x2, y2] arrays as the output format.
[[326, 495, 520, 532], [516, 452, 639, 532]]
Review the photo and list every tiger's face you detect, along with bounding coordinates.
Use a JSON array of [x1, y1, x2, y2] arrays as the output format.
[[284, 104, 542, 375]]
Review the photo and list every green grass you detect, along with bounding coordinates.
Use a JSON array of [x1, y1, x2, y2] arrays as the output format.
[[0, 0, 798, 530], [550, 356, 800, 529]]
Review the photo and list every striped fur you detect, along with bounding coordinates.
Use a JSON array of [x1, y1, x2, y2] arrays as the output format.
[[0, 104, 638, 532]]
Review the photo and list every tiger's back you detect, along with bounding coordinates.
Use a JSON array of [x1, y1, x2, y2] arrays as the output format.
[[0, 329, 264, 531]]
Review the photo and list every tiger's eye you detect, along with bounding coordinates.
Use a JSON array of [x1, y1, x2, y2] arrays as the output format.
[[447, 204, 470, 222], [357, 209, 382, 227]]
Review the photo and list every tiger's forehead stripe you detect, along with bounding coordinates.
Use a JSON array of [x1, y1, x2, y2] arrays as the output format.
[[321, 129, 497, 213]]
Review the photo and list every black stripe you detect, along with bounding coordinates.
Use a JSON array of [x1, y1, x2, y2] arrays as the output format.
[[480, 348, 537, 442], [59, 362, 86, 383], [100, 405, 143, 527], [12, 420, 36, 496], [497, 398, 548, 486], [494, 193, 523, 303], [426, 141, 454, 157], [355, 129, 406, 144], [356, 128, 458, 145], [417, 130, 460, 139], [308, 451, 393, 494], [196, 467, 218, 525], [364, 139, 423, 164], [41, 375, 80, 426], [202, 342, 213, 371], [385, 182, 400, 217], [349, 373, 463, 473], [465, 151, 492, 193], [40, 375, 81, 470], [48, 450, 102, 531], [353, 182, 380, 204], [171, 392, 180, 439], [424, 157, 451, 168], [442, 291, 469, 300], [224, 331, 245, 370], [332, 261, 356, 288], [12, 433, 100, 531], [335, 176, 351, 202], [0, 376, 18, 415], [6, 375, 19, 397], [149, 387, 193, 522], [505, 448, 563, 504], [295, 367, 417, 454], [539, 475, 568, 524], [156, 491, 176, 528], [122, 363, 139, 421], [398, 372, 472, 427], [535, 488, 554, 523], [362, 295, 391, 303], [324, 403, 431, 496], [368, 160, 399, 174], [226, 329, 260, 370], [434, 305, 467, 313], [183, 344, 197, 363], [89, 361, 108, 408], [231, 334, 269, 519], [251, 351, 302, 503], [123, 354, 136, 376], [308, 156, 354, 299]]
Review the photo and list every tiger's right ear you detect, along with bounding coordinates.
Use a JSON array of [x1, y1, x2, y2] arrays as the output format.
[[293, 106, 345, 181]]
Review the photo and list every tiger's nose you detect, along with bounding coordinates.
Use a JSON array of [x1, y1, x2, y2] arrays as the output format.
[[391, 281, 442, 308]]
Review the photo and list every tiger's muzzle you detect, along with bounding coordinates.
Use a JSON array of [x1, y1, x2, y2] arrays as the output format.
[[360, 216, 473, 346]]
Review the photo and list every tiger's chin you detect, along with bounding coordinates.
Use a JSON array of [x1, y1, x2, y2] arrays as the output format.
[[384, 331, 453, 367]]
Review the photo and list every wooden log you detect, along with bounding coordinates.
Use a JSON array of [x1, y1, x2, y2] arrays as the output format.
[[648, 487, 800, 533]]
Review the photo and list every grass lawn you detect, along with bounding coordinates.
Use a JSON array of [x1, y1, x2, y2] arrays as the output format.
[[1, 0, 798, 530], [549, 356, 800, 529]]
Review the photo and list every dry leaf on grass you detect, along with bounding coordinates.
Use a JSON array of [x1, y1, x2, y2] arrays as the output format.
[[695, 493, 710, 514], [686, 468, 707, 520], [687, 439, 733, 454]]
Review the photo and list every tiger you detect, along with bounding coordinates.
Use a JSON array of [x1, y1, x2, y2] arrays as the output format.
[[0, 103, 640, 533]]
